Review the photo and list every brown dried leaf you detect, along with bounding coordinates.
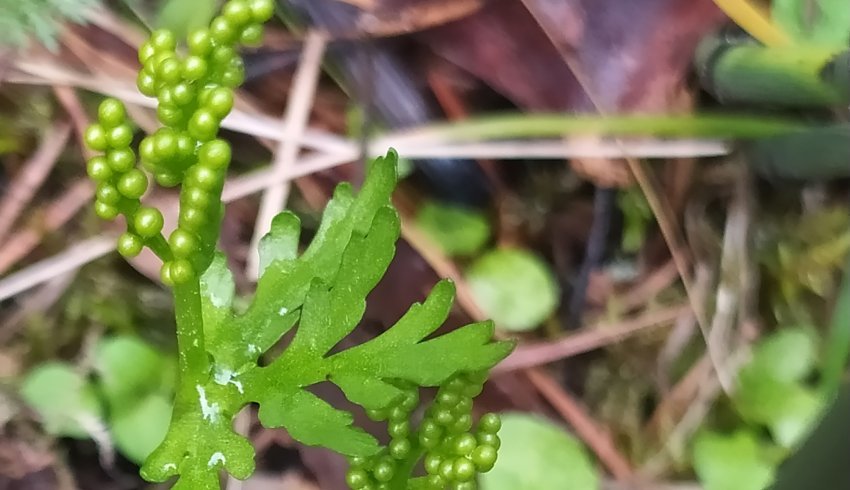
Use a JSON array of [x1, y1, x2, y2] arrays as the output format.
[[422, 0, 725, 113], [335, 0, 377, 9], [357, 0, 485, 36], [420, 0, 585, 110]]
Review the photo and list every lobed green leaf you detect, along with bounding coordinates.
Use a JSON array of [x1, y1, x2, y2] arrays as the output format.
[[145, 149, 512, 486], [141, 384, 253, 487], [693, 429, 775, 490], [19, 362, 103, 439]]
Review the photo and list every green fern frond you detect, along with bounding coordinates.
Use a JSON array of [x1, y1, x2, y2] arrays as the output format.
[[81, 0, 514, 486], [0, 0, 101, 50]]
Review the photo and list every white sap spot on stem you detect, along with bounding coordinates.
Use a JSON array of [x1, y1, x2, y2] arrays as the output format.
[[206, 278, 229, 308], [209, 293, 227, 308], [163, 463, 177, 472], [207, 452, 226, 467], [247, 344, 260, 355], [278, 306, 289, 316], [196, 385, 220, 423], [213, 368, 244, 394], [213, 368, 231, 385]]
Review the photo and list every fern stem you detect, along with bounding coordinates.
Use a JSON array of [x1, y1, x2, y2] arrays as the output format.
[[146, 233, 174, 262], [821, 254, 850, 397], [391, 444, 425, 488], [173, 279, 209, 384]]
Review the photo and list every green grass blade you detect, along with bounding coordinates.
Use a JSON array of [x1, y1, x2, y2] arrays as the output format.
[[393, 113, 809, 142], [821, 254, 850, 396]]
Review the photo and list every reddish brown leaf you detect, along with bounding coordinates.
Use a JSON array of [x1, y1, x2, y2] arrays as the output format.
[[422, 0, 725, 113], [358, 0, 485, 36], [568, 0, 726, 111], [420, 0, 585, 110]]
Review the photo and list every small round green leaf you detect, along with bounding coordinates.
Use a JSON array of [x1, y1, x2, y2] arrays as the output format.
[[734, 327, 825, 448], [416, 201, 491, 257], [20, 362, 103, 439], [94, 335, 167, 410], [111, 393, 172, 465], [693, 429, 775, 490], [748, 327, 817, 383], [734, 372, 823, 449], [767, 384, 823, 448], [479, 412, 598, 490], [467, 249, 559, 331]]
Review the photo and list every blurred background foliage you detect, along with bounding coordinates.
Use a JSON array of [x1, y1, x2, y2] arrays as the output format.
[[0, 0, 848, 488]]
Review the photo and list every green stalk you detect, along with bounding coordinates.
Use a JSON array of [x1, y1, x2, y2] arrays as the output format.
[[397, 113, 808, 142], [746, 124, 850, 179], [821, 254, 850, 397], [173, 280, 208, 385], [391, 443, 426, 488], [695, 35, 850, 107], [147, 234, 173, 261]]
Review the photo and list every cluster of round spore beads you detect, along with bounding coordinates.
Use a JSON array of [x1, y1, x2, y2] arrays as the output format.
[[85, 98, 161, 258], [86, 100, 140, 218], [418, 372, 501, 489], [85, 0, 274, 286], [345, 382, 419, 490], [345, 373, 501, 490]]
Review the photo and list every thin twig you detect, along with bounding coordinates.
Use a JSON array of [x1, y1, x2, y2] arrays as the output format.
[[408, 208, 637, 475], [617, 261, 680, 311], [0, 272, 77, 344], [6, 61, 732, 161], [374, 139, 731, 160], [641, 362, 719, 477], [8, 60, 356, 156], [495, 305, 688, 373], [223, 152, 356, 202], [0, 152, 355, 301], [84, 7, 149, 47], [0, 121, 72, 243], [396, 206, 486, 320], [641, 349, 748, 480], [655, 263, 714, 393], [705, 161, 755, 392], [395, 199, 636, 478], [651, 168, 756, 422], [0, 236, 114, 301], [520, 0, 721, 398], [61, 27, 137, 79], [603, 479, 702, 490], [526, 367, 635, 479], [53, 86, 95, 157], [646, 354, 713, 437], [246, 31, 328, 280], [0, 179, 95, 275]]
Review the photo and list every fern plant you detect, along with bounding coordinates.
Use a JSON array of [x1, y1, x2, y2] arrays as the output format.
[[82, 1, 514, 488], [0, 0, 100, 50]]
